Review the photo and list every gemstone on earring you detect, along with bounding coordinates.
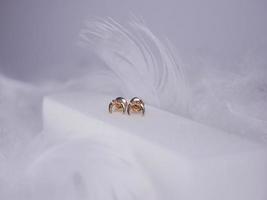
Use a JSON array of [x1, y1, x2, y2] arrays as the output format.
[[127, 97, 145, 115], [109, 97, 128, 114]]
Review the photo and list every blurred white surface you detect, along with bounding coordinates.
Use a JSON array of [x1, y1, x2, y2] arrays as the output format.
[[40, 92, 267, 200]]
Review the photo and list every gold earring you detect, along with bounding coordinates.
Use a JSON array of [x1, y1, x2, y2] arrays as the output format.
[[127, 97, 145, 116], [109, 97, 128, 114]]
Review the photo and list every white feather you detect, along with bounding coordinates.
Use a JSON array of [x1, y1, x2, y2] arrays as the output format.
[[79, 17, 189, 116]]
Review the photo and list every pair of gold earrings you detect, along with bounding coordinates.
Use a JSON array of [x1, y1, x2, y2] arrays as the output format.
[[109, 97, 145, 116]]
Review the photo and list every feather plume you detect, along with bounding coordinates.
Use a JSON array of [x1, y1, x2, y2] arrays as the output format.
[[79, 17, 189, 116]]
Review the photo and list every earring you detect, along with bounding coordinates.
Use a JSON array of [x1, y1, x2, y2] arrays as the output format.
[[127, 97, 145, 116], [109, 97, 128, 114]]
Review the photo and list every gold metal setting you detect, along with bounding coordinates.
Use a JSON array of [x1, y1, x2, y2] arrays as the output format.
[[109, 97, 128, 114], [127, 97, 145, 116]]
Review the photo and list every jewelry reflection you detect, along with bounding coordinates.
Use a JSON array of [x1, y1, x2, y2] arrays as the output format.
[[127, 97, 145, 116], [109, 97, 128, 114]]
